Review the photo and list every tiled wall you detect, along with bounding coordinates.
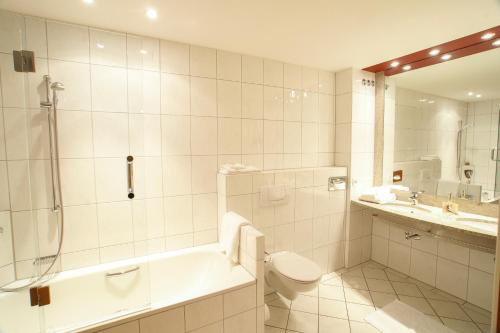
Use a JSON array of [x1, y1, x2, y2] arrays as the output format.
[[464, 99, 500, 191], [217, 167, 347, 273], [334, 68, 376, 267], [394, 87, 467, 181], [0, 9, 335, 282], [371, 215, 495, 311]]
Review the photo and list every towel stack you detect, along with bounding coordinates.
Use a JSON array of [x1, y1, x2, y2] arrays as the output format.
[[359, 186, 397, 204], [219, 163, 259, 175]]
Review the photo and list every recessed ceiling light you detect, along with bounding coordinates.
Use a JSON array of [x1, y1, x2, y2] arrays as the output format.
[[428, 100, 435, 104], [419, 99, 427, 102], [441, 54, 451, 61], [467, 92, 474, 96], [82, 0, 94, 4], [402, 65, 411, 71], [476, 94, 482, 98], [429, 49, 440, 56], [493, 39, 500, 46], [139, 49, 148, 55], [481, 32, 495, 40], [390, 61, 399, 68], [96, 43, 104, 49], [146, 8, 158, 20]]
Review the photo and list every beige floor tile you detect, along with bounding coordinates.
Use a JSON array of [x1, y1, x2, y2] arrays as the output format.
[[299, 286, 318, 297], [362, 261, 387, 269], [344, 288, 373, 305], [462, 303, 491, 325], [349, 321, 382, 333], [321, 271, 342, 282], [291, 295, 318, 314], [398, 295, 435, 315], [267, 293, 291, 309], [319, 284, 345, 301], [369, 291, 398, 308], [318, 298, 347, 319], [342, 267, 364, 278], [428, 299, 470, 321], [346, 302, 376, 322], [440, 318, 482, 333], [318, 316, 350, 333], [362, 267, 388, 280], [366, 278, 395, 294], [391, 281, 423, 297], [384, 268, 408, 282], [477, 323, 491, 333], [265, 326, 286, 333], [321, 276, 343, 286], [287, 310, 318, 333], [342, 275, 368, 290], [265, 305, 289, 329]]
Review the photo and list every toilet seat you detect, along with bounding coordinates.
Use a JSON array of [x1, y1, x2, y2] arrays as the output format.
[[270, 251, 322, 283]]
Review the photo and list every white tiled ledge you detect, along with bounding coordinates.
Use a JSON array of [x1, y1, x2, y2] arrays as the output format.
[[352, 199, 497, 252]]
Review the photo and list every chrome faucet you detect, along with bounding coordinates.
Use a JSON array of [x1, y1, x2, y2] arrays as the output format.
[[409, 191, 422, 206]]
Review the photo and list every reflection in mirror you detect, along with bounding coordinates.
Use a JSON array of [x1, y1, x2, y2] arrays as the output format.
[[391, 47, 500, 204]]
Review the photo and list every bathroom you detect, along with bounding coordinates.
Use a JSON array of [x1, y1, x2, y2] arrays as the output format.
[[0, 1, 499, 333]]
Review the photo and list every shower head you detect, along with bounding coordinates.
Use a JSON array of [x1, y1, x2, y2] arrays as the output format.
[[50, 82, 65, 91]]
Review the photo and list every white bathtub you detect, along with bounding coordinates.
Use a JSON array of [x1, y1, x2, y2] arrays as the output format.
[[0, 243, 254, 333]]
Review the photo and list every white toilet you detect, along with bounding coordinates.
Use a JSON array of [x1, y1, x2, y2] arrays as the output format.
[[265, 251, 322, 300]]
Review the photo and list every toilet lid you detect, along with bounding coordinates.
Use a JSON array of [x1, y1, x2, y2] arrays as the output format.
[[272, 252, 322, 283]]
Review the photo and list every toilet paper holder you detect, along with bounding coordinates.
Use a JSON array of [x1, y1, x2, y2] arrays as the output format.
[[328, 176, 346, 191]]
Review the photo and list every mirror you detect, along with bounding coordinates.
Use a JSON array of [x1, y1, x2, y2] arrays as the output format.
[[391, 47, 500, 204]]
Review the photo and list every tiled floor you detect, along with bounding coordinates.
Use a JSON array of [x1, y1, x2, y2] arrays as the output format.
[[264, 261, 492, 333]]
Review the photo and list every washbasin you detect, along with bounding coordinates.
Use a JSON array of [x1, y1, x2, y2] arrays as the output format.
[[455, 217, 496, 224], [381, 202, 432, 214]]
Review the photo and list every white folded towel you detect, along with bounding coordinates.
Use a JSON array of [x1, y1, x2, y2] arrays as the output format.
[[219, 163, 259, 175], [359, 187, 397, 204], [220, 212, 250, 263]]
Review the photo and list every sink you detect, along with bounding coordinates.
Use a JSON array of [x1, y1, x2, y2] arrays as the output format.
[[455, 217, 496, 224], [381, 202, 432, 214], [458, 220, 497, 233]]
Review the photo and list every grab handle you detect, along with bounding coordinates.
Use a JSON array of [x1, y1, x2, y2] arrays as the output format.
[[106, 266, 140, 277], [127, 156, 134, 199]]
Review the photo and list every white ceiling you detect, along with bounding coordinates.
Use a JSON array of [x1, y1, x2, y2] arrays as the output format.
[[0, 0, 499, 71], [394, 47, 500, 102]]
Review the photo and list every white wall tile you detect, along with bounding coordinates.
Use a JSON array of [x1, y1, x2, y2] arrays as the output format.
[[62, 204, 99, 253], [47, 21, 89, 62], [388, 241, 410, 275], [162, 115, 191, 155], [263, 86, 284, 120], [129, 114, 162, 156], [302, 92, 319, 122], [467, 268, 493, 311], [242, 55, 263, 84], [162, 73, 190, 115], [190, 45, 216, 78], [284, 89, 302, 122], [91, 65, 127, 112], [97, 201, 133, 246], [217, 51, 241, 81], [191, 77, 217, 116], [193, 193, 217, 231], [224, 308, 256, 333], [223, 284, 256, 317], [127, 35, 159, 71], [92, 112, 129, 157], [242, 119, 263, 154], [469, 249, 495, 274], [60, 158, 96, 206], [302, 68, 318, 92], [438, 241, 469, 265], [0, 11, 24, 54], [89, 29, 126, 66], [160, 40, 189, 74], [409, 248, 437, 286], [58, 111, 93, 158], [263, 120, 283, 154], [192, 155, 218, 193], [140, 307, 185, 333], [218, 80, 241, 118], [94, 158, 127, 202], [284, 64, 302, 89], [191, 116, 217, 155], [49, 60, 91, 111], [284, 122, 301, 154], [242, 83, 264, 119], [218, 118, 242, 154], [263, 60, 283, 87], [128, 70, 161, 114], [163, 156, 191, 195], [3, 109, 29, 160]]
